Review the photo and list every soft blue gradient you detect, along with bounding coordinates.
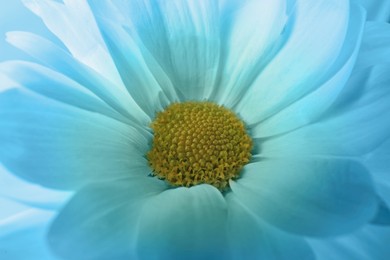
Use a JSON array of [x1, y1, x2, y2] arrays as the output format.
[[0, 0, 389, 259]]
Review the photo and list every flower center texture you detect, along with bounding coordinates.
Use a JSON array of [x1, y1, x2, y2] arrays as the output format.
[[147, 101, 253, 190]]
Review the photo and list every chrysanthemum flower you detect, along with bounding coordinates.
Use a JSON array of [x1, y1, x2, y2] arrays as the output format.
[[1, 0, 390, 259]]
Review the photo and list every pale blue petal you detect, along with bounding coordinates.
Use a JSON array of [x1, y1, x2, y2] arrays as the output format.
[[90, 0, 221, 101], [48, 178, 167, 259], [0, 60, 143, 127], [0, 164, 72, 210], [136, 184, 230, 260], [355, 22, 390, 70], [251, 4, 366, 137], [0, 0, 56, 62], [0, 209, 55, 260], [95, 20, 173, 117], [260, 65, 390, 157], [0, 89, 149, 190], [309, 225, 390, 260], [5, 32, 150, 126], [213, 0, 287, 107], [364, 139, 390, 207], [371, 199, 390, 226], [225, 192, 315, 260], [353, 0, 390, 22], [236, 0, 350, 125], [230, 159, 378, 237], [0, 196, 29, 220], [22, 0, 123, 87]]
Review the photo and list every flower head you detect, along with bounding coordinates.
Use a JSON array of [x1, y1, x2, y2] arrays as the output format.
[[1, 0, 390, 259]]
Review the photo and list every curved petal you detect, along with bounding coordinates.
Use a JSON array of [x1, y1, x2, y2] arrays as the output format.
[[90, 0, 221, 101], [0, 164, 72, 210], [250, 3, 366, 138], [0, 208, 55, 259], [47, 178, 167, 259], [354, 22, 390, 70], [94, 20, 174, 117], [0, 89, 149, 190], [230, 159, 378, 237], [5, 32, 150, 126], [236, 0, 350, 125], [0, 60, 145, 127], [354, 0, 390, 22], [309, 225, 390, 260], [22, 0, 123, 87], [364, 138, 390, 207], [136, 185, 230, 260], [212, 0, 288, 107], [260, 65, 390, 157], [225, 192, 315, 260], [0, 197, 29, 219]]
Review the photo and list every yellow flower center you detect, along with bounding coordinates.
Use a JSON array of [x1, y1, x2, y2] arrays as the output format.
[[147, 101, 252, 190]]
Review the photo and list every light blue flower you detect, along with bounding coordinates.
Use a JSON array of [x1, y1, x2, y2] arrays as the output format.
[[1, 0, 390, 259]]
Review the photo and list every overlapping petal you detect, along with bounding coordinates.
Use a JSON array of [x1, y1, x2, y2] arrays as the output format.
[[236, 0, 350, 125], [48, 178, 167, 259], [22, 0, 123, 87], [260, 65, 390, 157], [0, 208, 55, 259], [0, 89, 149, 190], [250, 3, 366, 137], [0, 164, 71, 210], [136, 185, 229, 260], [309, 225, 390, 260], [4, 32, 149, 126], [226, 192, 315, 259], [230, 159, 378, 237]]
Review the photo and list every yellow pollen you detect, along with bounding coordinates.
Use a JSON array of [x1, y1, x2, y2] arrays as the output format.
[[147, 101, 252, 190]]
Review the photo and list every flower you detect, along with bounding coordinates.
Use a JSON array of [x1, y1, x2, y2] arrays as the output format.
[[1, 0, 390, 259]]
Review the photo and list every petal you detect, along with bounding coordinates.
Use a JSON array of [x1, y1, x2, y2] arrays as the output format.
[[0, 60, 144, 127], [355, 22, 390, 70], [95, 20, 174, 117], [5, 32, 149, 126], [0, 163, 72, 210], [260, 65, 390, 157], [364, 139, 390, 207], [213, 0, 287, 107], [371, 199, 390, 226], [225, 192, 315, 260], [136, 185, 229, 260], [236, 0, 350, 125], [230, 158, 378, 237], [22, 0, 123, 87], [0, 0, 54, 62], [0, 209, 55, 259], [251, 3, 366, 137], [90, 0, 221, 101], [309, 225, 390, 260], [355, 0, 390, 22], [48, 178, 167, 259], [0, 89, 149, 190], [0, 196, 29, 219]]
